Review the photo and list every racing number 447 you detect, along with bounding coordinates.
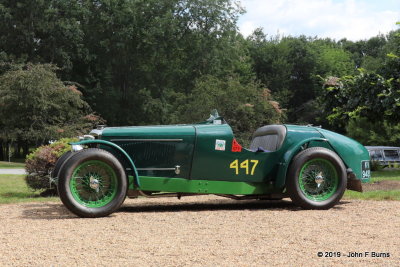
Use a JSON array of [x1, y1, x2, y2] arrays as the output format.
[[230, 159, 259, 175]]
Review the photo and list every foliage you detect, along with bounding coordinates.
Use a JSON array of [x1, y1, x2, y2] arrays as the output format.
[[345, 117, 400, 146], [246, 31, 355, 124], [0, 1, 399, 147], [0, 174, 58, 204], [320, 69, 400, 132], [0, 0, 87, 73], [171, 75, 283, 145], [320, 23, 400, 138], [0, 0, 250, 126], [370, 161, 384, 172], [0, 63, 103, 159], [25, 138, 77, 192]]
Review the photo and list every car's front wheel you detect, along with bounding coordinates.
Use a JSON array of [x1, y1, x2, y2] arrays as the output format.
[[58, 148, 127, 217], [286, 147, 347, 209], [51, 151, 75, 181]]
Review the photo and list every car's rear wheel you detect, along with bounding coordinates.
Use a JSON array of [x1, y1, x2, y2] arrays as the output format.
[[58, 148, 127, 217], [287, 147, 347, 209]]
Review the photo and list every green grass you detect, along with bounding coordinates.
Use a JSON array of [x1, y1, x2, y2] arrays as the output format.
[[371, 169, 400, 181], [344, 190, 400, 201], [0, 161, 25, 169], [0, 175, 58, 204], [343, 169, 400, 201]]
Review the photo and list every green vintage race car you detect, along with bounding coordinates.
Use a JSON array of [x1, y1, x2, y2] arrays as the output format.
[[54, 111, 370, 217]]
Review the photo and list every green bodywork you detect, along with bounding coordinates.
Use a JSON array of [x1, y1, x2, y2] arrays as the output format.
[[71, 118, 370, 196]]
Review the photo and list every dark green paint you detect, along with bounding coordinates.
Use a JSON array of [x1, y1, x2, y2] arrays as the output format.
[[70, 139, 140, 186], [102, 125, 195, 179], [316, 128, 370, 182], [190, 124, 277, 182], [72, 120, 370, 196]]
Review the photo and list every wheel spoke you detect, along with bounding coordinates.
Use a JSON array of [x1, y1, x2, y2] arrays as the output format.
[[299, 158, 339, 202], [69, 160, 118, 208]]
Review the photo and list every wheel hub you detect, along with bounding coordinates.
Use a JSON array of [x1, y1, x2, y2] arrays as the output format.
[[89, 176, 100, 192], [314, 171, 324, 188]]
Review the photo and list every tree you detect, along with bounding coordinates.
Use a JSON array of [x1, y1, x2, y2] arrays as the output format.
[[0, 0, 254, 126], [0, 0, 87, 73], [69, 0, 250, 125], [346, 118, 400, 146], [0, 63, 103, 159], [321, 70, 399, 131], [171, 74, 283, 145], [321, 23, 400, 136], [246, 31, 355, 124]]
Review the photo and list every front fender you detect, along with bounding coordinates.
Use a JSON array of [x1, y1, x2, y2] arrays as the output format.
[[70, 140, 140, 187]]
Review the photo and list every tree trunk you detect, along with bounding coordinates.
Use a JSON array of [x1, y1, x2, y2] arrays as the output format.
[[23, 141, 29, 157], [5, 142, 9, 162], [14, 142, 20, 158], [0, 141, 4, 161]]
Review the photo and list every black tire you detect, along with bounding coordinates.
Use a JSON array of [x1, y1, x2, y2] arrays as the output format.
[[58, 148, 127, 218], [286, 147, 347, 209], [51, 151, 74, 180]]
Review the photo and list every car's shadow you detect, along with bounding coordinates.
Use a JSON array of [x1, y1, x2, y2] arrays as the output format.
[[21, 202, 78, 220], [118, 199, 299, 213], [119, 199, 349, 213], [20, 199, 349, 220]]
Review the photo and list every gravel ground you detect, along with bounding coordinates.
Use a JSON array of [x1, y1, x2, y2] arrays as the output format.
[[0, 196, 399, 266]]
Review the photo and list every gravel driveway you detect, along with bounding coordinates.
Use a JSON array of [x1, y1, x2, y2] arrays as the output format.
[[0, 196, 399, 266]]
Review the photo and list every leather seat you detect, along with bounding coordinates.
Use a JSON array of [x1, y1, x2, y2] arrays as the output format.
[[249, 125, 287, 152]]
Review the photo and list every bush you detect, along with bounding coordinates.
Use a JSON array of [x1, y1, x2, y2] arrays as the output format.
[[345, 117, 400, 146], [370, 160, 384, 171], [25, 138, 77, 194]]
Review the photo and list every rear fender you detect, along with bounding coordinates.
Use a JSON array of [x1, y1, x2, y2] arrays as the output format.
[[275, 137, 330, 188], [70, 140, 140, 187]]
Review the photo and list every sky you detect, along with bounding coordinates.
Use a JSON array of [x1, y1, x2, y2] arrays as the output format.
[[238, 0, 400, 41]]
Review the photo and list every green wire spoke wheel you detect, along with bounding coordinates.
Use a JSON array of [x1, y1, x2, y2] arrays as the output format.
[[70, 160, 118, 208], [298, 159, 339, 201], [58, 149, 127, 218], [287, 147, 347, 209]]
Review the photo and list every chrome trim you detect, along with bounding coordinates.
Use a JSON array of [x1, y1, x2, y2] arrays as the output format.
[[71, 144, 84, 152], [110, 139, 183, 142], [175, 165, 181, 174], [137, 168, 175, 171], [90, 128, 103, 137], [83, 134, 95, 140]]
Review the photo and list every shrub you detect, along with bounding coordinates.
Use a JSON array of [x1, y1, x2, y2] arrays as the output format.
[[370, 160, 384, 171], [25, 138, 77, 194]]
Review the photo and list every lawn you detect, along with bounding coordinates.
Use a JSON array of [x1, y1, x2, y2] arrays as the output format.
[[344, 190, 400, 201], [0, 161, 25, 169], [343, 169, 400, 201], [0, 175, 58, 204], [370, 169, 400, 181]]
